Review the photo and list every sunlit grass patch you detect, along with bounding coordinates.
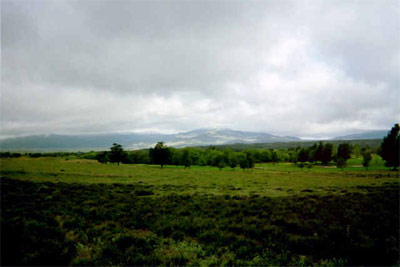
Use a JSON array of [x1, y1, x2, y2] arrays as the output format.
[[1, 157, 398, 197]]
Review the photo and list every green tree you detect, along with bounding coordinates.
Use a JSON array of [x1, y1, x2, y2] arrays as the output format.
[[252, 150, 262, 163], [260, 149, 272, 162], [336, 143, 352, 170], [321, 143, 333, 165], [217, 161, 226, 171], [315, 141, 324, 163], [222, 149, 232, 165], [308, 149, 316, 163], [205, 149, 221, 166], [362, 151, 372, 171], [307, 144, 317, 164], [238, 153, 248, 171], [337, 143, 352, 161], [197, 154, 207, 166], [336, 157, 346, 170], [245, 151, 255, 169], [288, 150, 298, 165], [270, 150, 279, 165], [188, 148, 201, 165], [297, 148, 308, 163], [149, 142, 171, 168], [229, 154, 238, 170], [181, 149, 192, 169], [172, 149, 183, 166], [379, 124, 400, 170], [213, 153, 226, 170], [109, 143, 126, 165], [130, 150, 151, 164], [96, 151, 109, 164], [353, 144, 361, 158]]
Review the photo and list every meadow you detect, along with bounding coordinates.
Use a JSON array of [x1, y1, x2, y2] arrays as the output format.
[[1, 156, 399, 265], [0, 155, 397, 197]]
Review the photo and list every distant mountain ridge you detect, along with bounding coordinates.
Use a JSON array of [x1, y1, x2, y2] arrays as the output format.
[[0, 128, 387, 151], [331, 130, 388, 140], [0, 128, 300, 151]]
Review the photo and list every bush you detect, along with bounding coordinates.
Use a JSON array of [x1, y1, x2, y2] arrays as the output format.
[[1, 178, 398, 266]]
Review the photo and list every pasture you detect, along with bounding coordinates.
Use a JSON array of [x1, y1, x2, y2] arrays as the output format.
[[0, 156, 397, 197], [1, 156, 399, 265]]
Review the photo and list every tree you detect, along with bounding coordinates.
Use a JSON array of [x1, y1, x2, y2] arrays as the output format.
[[336, 157, 346, 170], [109, 143, 126, 165], [297, 148, 308, 163], [270, 150, 279, 165], [181, 149, 192, 169], [252, 150, 262, 163], [149, 142, 171, 168], [245, 151, 255, 169], [260, 149, 272, 162], [204, 149, 220, 166], [172, 149, 183, 167], [238, 153, 248, 171], [308, 149, 316, 163], [321, 143, 333, 165], [315, 141, 324, 163], [337, 143, 352, 161], [130, 150, 151, 164], [212, 153, 226, 170], [222, 149, 233, 165], [336, 143, 352, 170], [217, 160, 226, 171], [362, 151, 372, 171], [96, 151, 109, 164], [288, 150, 298, 165], [379, 124, 400, 170], [229, 154, 238, 170], [353, 144, 361, 158]]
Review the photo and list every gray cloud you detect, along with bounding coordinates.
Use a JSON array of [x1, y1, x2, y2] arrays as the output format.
[[1, 0, 399, 138]]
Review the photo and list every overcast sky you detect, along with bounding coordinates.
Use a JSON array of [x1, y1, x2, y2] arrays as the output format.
[[1, 0, 399, 138]]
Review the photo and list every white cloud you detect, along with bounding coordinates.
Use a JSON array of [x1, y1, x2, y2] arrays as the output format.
[[1, 0, 399, 138]]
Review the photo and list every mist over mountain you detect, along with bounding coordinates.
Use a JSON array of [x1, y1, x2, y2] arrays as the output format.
[[0, 128, 300, 151], [0, 128, 390, 151], [331, 130, 388, 140]]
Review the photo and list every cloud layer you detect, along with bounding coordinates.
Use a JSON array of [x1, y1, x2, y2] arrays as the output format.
[[2, 0, 399, 138]]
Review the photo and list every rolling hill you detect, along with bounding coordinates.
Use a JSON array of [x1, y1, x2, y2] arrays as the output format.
[[0, 128, 388, 151], [0, 128, 300, 151], [331, 130, 388, 140]]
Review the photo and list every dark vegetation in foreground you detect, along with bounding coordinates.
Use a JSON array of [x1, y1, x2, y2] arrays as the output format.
[[1, 177, 399, 266]]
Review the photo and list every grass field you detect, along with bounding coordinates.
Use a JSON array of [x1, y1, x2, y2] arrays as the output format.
[[1, 156, 399, 265], [0, 156, 398, 197]]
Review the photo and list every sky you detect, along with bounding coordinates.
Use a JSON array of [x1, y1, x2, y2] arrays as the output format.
[[1, 0, 399, 139]]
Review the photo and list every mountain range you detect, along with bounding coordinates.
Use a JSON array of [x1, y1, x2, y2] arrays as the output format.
[[330, 130, 389, 140], [0, 128, 388, 151]]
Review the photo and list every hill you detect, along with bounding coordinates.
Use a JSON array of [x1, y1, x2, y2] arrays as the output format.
[[0, 128, 300, 151], [198, 139, 383, 151], [0, 128, 388, 151], [332, 130, 388, 140]]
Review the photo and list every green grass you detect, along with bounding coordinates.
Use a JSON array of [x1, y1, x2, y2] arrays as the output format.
[[258, 154, 387, 171], [1, 156, 399, 265], [1, 157, 398, 197], [2, 177, 398, 266]]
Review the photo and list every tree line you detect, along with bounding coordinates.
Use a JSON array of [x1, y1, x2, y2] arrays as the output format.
[[0, 151, 77, 159], [95, 141, 368, 170], [1, 124, 397, 171], [94, 124, 399, 171]]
